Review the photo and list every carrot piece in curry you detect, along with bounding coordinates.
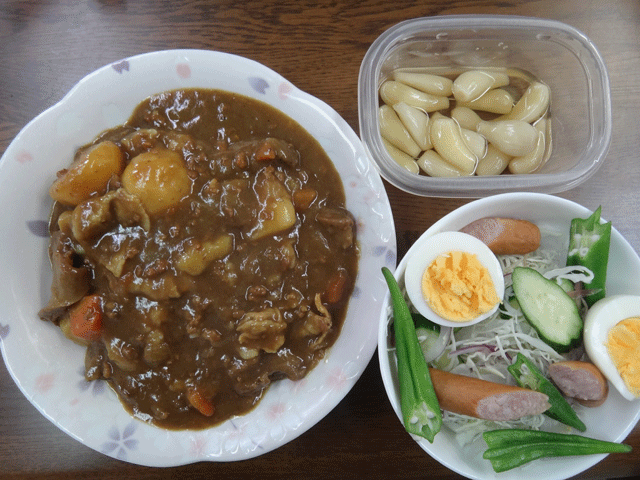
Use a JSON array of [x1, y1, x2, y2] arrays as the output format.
[[255, 141, 277, 161], [324, 270, 348, 304], [293, 188, 318, 212], [187, 388, 215, 417], [69, 294, 103, 341]]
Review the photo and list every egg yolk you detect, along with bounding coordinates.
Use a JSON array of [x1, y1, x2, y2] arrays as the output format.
[[421, 250, 499, 322], [606, 316, 640, 398]]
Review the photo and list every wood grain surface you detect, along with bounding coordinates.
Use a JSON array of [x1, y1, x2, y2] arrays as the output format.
[[1, 1, 639, 479]]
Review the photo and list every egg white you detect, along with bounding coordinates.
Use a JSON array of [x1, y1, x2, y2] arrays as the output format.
[[584, 294, 640, 401], [403, 231, 505, 328]]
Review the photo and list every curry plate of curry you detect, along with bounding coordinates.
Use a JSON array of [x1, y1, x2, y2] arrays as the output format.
[[0, 50, 395, 465]]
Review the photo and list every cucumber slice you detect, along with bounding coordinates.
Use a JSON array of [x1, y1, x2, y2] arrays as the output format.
[[556, 277, 574, 294], [499, 295, 520, 319], [412, 313, 445, 363], [511, 267, 583, 352]]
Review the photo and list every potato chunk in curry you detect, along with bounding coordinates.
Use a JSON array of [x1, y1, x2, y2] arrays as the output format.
[[249, 168, 296, 240], [50, 140, 124, 206], [122, 148, 191, 215]]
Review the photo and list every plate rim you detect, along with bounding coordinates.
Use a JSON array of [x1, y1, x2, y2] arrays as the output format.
[[0, 49, 396, 466]]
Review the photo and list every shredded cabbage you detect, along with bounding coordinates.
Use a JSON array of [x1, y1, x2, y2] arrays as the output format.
[[390, 248, 595, 446]]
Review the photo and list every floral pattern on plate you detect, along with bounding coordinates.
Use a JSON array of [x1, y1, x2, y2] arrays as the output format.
[[0, 50, 395, 467]]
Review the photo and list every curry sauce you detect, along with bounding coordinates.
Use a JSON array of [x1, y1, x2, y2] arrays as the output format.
[[39, 89, 359, 429]]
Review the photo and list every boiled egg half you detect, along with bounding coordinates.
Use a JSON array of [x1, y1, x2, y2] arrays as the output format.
[[404, 231, 505, 328], [584, 294, 640, 401]]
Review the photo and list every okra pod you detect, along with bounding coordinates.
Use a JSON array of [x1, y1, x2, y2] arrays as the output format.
[[483, 429, 631, 472], [382, 267, 442, 442], [508, 353, 586, 431]]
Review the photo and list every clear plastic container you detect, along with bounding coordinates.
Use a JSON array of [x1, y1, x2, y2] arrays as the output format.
[[358, 15, 612, 197]]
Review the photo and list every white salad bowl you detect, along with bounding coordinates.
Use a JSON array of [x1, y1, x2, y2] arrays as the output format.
[[0, 49, 396, 466], [378, 192, 640, 480]]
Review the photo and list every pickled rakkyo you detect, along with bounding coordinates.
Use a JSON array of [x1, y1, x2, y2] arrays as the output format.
[[378, 67, 552, 178]]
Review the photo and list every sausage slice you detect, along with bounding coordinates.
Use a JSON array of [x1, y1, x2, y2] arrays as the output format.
[[460, 217, 541, 255], [429, 368, 550, 421], [548, 360, 609, 407]]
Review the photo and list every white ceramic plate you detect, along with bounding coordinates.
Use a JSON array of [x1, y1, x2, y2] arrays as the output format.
[[0, 50, 396, 466], [378, 192, 640, 480]]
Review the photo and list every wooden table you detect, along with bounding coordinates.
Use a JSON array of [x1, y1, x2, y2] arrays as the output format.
[[1, 1, 639, 479]]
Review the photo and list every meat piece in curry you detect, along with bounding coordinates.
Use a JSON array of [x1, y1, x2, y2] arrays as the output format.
[[39, 89, 359, 429]]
